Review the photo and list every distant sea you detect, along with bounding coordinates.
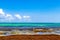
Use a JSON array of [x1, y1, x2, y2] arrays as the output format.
[[0, 23, 60, 28]]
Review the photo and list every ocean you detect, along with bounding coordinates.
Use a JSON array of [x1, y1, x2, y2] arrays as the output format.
[[0, 23, 60, 28]]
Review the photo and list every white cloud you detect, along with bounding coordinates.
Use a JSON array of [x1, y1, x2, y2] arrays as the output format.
[[23, 16, 30, 18], [14, 14, 22, 19], [23, 16, 31, 21], [0, 9, 31, 22], [5, 14, 14, 20], [0, 9, 5, 20], [0, 9, 14, 22], [0, 9, 5, 15]]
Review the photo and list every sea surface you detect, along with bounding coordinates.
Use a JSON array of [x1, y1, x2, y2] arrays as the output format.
[[0, 23, 60, 28]]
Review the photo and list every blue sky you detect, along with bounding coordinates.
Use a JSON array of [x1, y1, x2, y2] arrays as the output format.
[[0, 0, 60, 22]]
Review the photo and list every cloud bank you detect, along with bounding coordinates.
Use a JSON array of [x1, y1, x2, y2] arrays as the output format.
[[0, 9, 31, 22]]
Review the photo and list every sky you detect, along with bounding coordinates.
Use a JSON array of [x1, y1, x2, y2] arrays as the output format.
[[0, 0, 60, 23]]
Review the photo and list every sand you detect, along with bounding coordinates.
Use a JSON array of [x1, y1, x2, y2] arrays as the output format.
[[0, 35, 60, 40]]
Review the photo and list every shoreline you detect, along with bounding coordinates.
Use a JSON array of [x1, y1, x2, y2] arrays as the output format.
[[0, 35, 60, 40]]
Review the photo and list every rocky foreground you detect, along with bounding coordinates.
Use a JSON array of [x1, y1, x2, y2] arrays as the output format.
[[0, 35, 60, 40]]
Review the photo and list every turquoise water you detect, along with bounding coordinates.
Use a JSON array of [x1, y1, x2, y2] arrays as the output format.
[[0, 23, 60, 28]]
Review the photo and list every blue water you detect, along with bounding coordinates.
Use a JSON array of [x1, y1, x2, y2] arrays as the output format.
[[0, 23, 60, 28]]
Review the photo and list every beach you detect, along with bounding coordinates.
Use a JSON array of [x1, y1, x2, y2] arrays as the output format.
[[0, 35, 60, 40], [0, 23, 60, 40]]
